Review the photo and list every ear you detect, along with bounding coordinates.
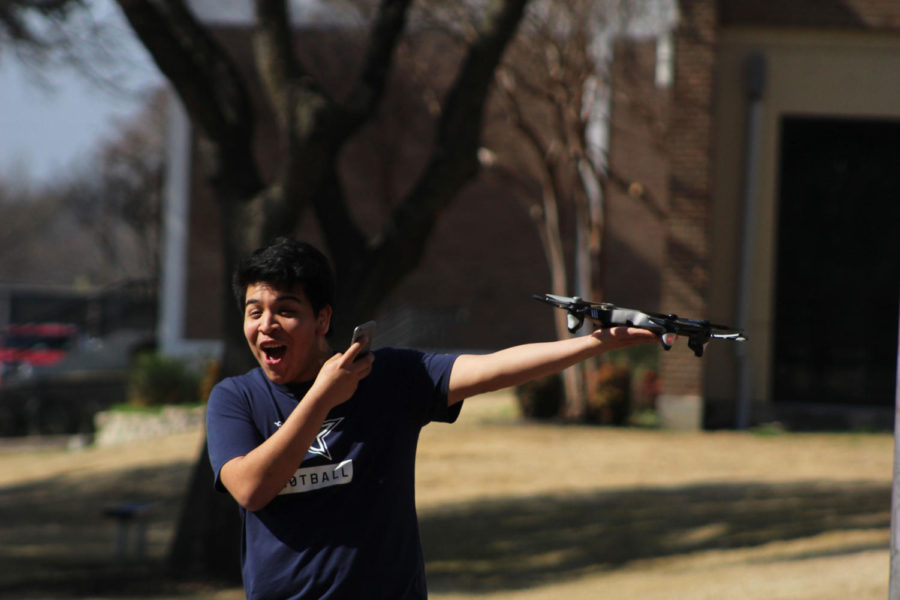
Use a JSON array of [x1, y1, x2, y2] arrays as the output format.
[[315, 306, 333, 335]]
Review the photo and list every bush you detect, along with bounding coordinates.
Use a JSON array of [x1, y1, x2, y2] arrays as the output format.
[[513, 345, 661, 425], [586, 361, 632, 425], [515, 373, 563, 420], [587, 344, 661, 426], [127, 352, 201, 407]]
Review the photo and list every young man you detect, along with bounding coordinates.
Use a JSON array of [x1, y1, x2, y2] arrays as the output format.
[[206, 237, 658, 599]]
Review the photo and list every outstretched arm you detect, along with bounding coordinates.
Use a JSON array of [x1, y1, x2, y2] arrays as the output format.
[[447, 327, 658, 405]]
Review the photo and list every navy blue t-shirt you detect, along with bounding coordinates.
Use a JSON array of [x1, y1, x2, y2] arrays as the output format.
[[207, 347, 461, 599]]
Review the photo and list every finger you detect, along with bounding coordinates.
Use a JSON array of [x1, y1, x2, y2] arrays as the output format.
[[598, 326, 654, 337], [354, 350, 374, 373], [623, 326, 660, 338], [593, 326, 660, 347], [336, 352, 372, 383], [341, 339, 364, 365], [357, 356, 374, 379], [341, 339, 374, 369]]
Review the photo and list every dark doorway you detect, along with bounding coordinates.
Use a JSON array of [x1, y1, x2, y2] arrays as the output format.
[[773, 116, 899, 407]]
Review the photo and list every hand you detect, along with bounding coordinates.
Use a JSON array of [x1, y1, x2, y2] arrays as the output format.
[[309, 341, 374, 410], [590, 326, 661, 350]]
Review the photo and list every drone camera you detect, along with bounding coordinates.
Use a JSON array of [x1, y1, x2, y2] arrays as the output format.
[[660, 333, 677, 350]]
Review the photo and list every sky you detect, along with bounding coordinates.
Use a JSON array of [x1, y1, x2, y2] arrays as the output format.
[[0, 0, 676, 187], [0, 0, 361, 186], [0, 0, 162, 186]]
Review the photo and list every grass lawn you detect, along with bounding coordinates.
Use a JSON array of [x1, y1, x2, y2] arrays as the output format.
[[0, 391, 892, 599]]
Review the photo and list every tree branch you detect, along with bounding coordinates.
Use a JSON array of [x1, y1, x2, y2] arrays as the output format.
[[116, 0, 262, 197], [252, 0, 411, 258], [329, 0, 530, 323], [342, 0, 412, 127], [308, 0, 414, 272]]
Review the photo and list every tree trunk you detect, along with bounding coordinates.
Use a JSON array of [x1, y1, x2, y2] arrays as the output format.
[[167, 197, 257, 582], [119, 0, 533, 580], [167, 443, 242, 582]]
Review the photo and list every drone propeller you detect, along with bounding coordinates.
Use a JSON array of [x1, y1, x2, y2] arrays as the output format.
[[537, 294, 612, 310], [533, 295, 602, 333]]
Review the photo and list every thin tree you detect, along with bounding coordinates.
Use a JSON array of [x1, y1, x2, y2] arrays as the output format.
[[481, 0, 626, 418]]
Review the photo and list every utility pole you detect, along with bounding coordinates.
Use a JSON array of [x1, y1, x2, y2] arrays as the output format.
[[735, 52, 765, 429], [890, 296, 900, 598]]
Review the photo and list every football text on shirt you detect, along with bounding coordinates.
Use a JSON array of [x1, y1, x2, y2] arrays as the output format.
[[279, 460, 354, 495]]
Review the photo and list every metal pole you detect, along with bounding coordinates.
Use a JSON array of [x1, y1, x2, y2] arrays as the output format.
[[889, 291, 900, 598], [158, 88, 191, 357], [735, 53, 766, 429]]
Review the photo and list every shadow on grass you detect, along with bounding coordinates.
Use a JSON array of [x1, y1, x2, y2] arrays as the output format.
[[0, 459, 889, 598], [0, 460, 221, 598], [420, 481, 890, 594]]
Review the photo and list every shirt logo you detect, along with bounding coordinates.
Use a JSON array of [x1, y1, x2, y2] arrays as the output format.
[[308, 417, 343, 461], [279, 460, 354, 495]]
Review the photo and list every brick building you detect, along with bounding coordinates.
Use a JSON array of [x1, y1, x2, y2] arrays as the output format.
[[605, 0, 900, 428], [159, 1, 899, 429]]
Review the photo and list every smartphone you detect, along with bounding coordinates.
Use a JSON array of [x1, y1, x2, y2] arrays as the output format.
[[350, 320, 376, 360]]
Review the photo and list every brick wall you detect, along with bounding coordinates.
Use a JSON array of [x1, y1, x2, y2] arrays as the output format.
[[720, 0, 900, 29], [659, 0, 719, 397], [604, 40, 669, 311], [607, 0, 900, 417]]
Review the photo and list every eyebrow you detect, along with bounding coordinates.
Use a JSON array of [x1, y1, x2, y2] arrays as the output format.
[[244, 294, 305, 308]]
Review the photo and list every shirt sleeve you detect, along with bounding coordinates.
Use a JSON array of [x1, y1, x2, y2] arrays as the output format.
[[206, 377, 264, 492], [420, 351, 462, 425]]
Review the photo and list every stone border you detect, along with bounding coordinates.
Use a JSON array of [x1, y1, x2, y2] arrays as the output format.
[[94, 405, 205, 447]]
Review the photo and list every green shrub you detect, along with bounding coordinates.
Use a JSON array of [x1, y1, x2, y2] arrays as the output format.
[[599, 345, 662, 426], [586, 361, 632, 425], [515, 373, 563, 420], [127, 352, 201, 407]]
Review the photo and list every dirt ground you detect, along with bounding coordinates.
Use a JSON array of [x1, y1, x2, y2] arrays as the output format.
[[0, 391, 893, 599]]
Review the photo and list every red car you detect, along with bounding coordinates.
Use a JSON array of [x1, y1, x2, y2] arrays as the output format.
[[0, 323, 79, 383]]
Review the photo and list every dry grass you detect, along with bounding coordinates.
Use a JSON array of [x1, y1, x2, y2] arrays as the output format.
[[0, 391, 892, 599], [420, 394, 892, 599]]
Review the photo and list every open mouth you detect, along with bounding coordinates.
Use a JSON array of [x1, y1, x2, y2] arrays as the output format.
[[261, 345, 287, 364]]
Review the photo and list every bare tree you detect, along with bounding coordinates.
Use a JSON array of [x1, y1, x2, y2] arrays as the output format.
[[100, 0, 534, 577], [114, 0, 529, 366], [70, 88, 166, 280], [0, 83, 164, 287], [475, 0, 613, 418], [477, 0, 670, 419], [0, 0, 81, 50]]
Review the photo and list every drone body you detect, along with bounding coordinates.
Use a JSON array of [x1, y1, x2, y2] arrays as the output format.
[[533, 294, 746, 357]]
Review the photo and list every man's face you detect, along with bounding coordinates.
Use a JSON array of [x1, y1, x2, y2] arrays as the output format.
[[243, 282, 331, 384]]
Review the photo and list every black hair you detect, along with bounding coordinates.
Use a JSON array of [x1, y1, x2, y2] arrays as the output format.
[[232, 238, 335, 320]]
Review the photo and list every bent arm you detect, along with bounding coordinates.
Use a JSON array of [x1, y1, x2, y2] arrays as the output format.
[[447, 327, 658, 405], [220, 348, 372, 512], [220, 390, 333, 511]]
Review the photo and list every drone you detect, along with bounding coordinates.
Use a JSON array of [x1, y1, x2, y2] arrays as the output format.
[[533, 293, 746, 357]]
